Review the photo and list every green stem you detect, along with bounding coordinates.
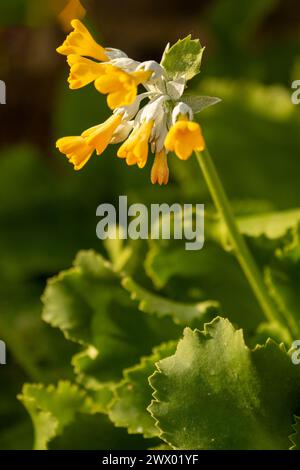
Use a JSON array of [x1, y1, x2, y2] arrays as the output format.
[[195, 148, 295, 336]]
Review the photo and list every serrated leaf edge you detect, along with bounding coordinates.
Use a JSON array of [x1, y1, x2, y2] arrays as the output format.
[[108, 341, 177, 439], [147, 317, 292, 449], [288, 416, 300, 450]]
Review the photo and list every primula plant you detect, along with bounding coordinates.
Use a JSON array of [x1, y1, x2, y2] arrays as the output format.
[[56, 20, 219, 183], [18, 19, 300, 451]]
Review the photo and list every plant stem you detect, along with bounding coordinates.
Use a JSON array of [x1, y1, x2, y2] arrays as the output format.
[[195, 148, 292, 333]]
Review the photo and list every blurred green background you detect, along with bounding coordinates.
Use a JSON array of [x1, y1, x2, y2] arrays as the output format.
[[0, 0, 300, 449]]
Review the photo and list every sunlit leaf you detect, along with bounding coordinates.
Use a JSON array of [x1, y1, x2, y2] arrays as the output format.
[[109, 342, 176, 438], [149, 317, 300, 450]]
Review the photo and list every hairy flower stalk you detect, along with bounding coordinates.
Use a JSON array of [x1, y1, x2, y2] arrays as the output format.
[[196, 148, 299, 339]]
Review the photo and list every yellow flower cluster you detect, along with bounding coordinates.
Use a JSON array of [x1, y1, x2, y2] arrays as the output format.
[[56, 20, 205, 185]]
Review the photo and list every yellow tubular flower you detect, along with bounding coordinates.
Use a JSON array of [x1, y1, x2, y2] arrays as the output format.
[[67, 55, 107, 89], [81, 114, 123, 155], [95, 66, 152, 110], [151, 149, 169, 185], [57, 19, 108, 61], [117, 120, 154, 168], [57, 1, 86, 32], [165, 116, 205, 160], [56, 136, 94, 170]]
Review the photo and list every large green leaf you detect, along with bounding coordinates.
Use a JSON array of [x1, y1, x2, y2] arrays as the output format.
[[19, 381, 93, 450], [42, 250, 181, 384], [109, 342, 176, 439], [237, 210, 300, 241], [211, 208, 300, 256], [122, 276, 220, 328], [149, 317, 300, 450], [19, 381, 147, 450], [290, 417, 300, 450], [145, 240, 263, 331]]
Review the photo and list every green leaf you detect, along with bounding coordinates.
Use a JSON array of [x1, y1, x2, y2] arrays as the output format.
[[145, 241, 263, 332], [149, 317, 300, 450], [181, 95, 221, 114], [261, 225, 300, 339], [205, 207, 300, 255], [18, 381, 93, 450], [19, 380, 148, 450], [109, 342, 176, 438], [42, 250, 181, 384], [122, 276, 220, 328], [290, 417, 300, 450], [264, 266, 300, 338], [237, 209, 300, 241], [161, 36, 205, 81], [276, 224, 300, 264]]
